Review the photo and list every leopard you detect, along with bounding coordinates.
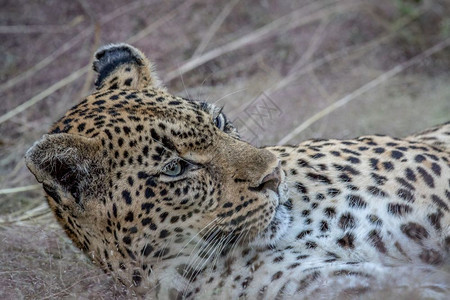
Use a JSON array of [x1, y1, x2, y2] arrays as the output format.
[[25, 43, 450, 299]]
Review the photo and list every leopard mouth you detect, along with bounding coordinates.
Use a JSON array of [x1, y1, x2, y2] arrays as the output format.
[[215, 172, 289, 248], [269, 201, 289, 229], [249, 177, 291, 248], [266, 168, 288, 204]]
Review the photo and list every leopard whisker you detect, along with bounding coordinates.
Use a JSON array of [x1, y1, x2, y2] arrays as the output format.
[[182, 231, 226, 297], [175, 217, 220, 259], [182, 221, 223, 273], [211, 228, 238, 268], [182, 226, 222, 280]]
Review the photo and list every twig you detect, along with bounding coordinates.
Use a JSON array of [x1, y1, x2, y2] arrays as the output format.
[[0, 0, 194, 124], [0, 27, 94, 94], [0, 184, 40, 195], [270, 5, 426, 93], [77, 25, 101, 100], [75, 0, 96, 23], [40, 271, 115, 300], [0, 203, 50, 225], [191, 0, 241, 58], [164, 0, 354, 82], [0, 0, 150, 94], [206, 48, 267, 80], [0, 65, 90, 125], [238, 18, 331, 137], [75, 0, 99, 99], [126, 0, 197, 44], [227, 5, 425, 119], [291, 18, 329, 72], [0, 16, 84, 34], [277, 37, 450, 144], [227, 31, 387, 118]]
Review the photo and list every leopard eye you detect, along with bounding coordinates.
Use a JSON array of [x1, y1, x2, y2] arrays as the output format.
[[214, 114, 225, 130], [162, 160, 184, 177]]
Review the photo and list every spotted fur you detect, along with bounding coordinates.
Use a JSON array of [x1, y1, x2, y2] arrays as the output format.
[[26, 44, 450, 299]]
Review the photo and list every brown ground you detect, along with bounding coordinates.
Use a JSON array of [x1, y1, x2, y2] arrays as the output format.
[[1, 0, 449, 298]]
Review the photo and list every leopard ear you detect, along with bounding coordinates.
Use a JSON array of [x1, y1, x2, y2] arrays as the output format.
[[93, 43, 163, 91], [25, 134, 103, 200]]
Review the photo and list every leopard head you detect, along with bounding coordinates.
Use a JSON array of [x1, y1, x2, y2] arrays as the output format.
[[25, 44, 287, 290]]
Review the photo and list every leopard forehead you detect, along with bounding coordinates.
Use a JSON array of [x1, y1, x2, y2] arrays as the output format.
[[51, 88, 220, 154]]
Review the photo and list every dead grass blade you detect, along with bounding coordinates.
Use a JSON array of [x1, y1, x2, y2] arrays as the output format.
[[227, 5, 426, 119], [191, 0, 241, 58], [0, 0, 195, 125], [291, 18, 330, 71], [0, 27, 94, 94], [277, 37, 450, 144], [0, 184, 40, 195], [0, 65, 90, 125], [0, 203, 50, 225], [227, 32, 389, 118], [77, 25, 101, 100], [0, 16, 84, 34], [126, 0, 197, 44], [0, 0, 151, 94], [271, 7, 427, 94], [164, 0, 356, 82]]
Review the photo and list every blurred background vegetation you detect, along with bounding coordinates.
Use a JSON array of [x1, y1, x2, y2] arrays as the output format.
[[1, 0, 449, 298]]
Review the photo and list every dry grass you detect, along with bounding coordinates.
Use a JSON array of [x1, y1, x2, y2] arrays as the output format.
[[1, 0, 449, 298]]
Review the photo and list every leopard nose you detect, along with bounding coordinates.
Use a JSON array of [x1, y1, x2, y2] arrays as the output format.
[[250, 164, 281, 193]]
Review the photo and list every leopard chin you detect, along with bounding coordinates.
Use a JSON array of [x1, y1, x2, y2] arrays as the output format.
[[249, 179, 291, 248], [249, 202, 292, 248]]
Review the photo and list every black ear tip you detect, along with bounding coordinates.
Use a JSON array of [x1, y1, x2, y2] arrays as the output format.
[[94, 44, 129, 59], [94, 49, 105, 60], [93, 43, 145, 87], [93, 44, 143, 70]]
